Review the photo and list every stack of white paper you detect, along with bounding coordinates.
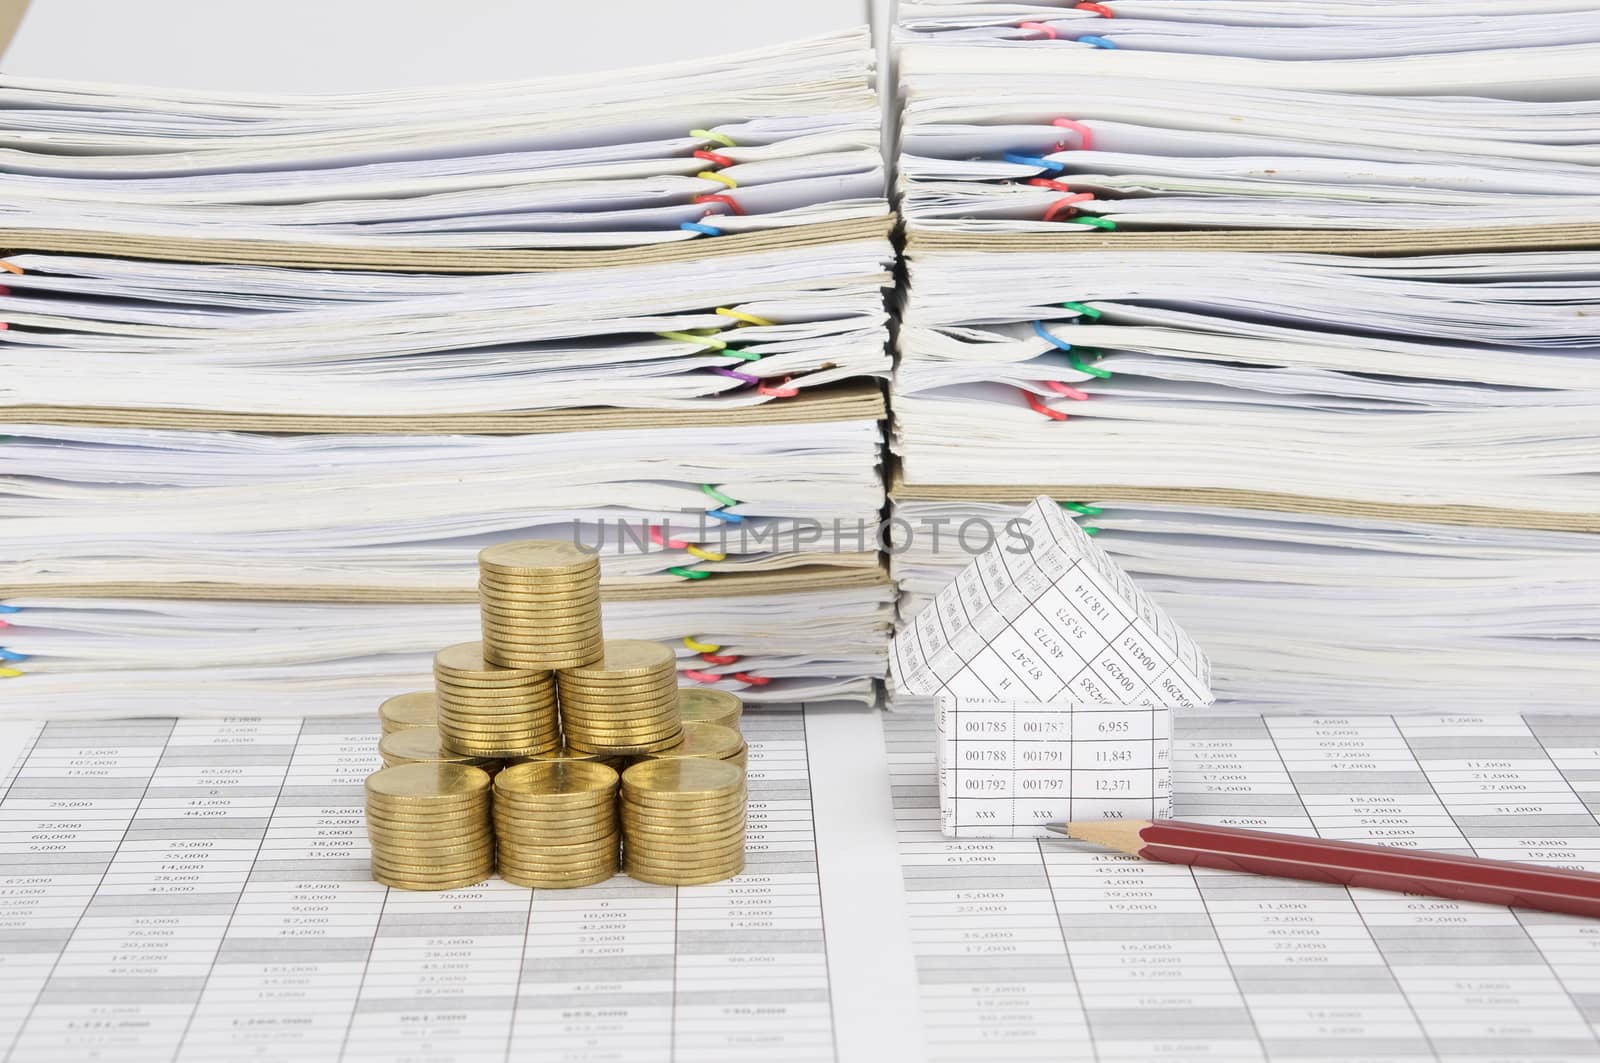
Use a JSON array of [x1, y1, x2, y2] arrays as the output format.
[[888, 11, 1600, 714], [0, 25, 895, 714], [895, 7, 1600, 233]]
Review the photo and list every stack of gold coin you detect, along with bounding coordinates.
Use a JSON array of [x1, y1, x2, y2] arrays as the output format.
[[641, 721, 747, 771], [677, 687, 743, 733], [378, 725, 499, 772], [478, 541, 603, 670], [493, 761, 620, 888], [559, 640, 683, 754], [365, 763, 494, 891], [433, 642, 560, 758], [379, 691, 439, 735], [621, 759, 745, 886]]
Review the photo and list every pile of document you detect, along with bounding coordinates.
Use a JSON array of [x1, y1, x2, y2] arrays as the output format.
[[889, 9, 1600, 712], [0, 28, 896, 716]]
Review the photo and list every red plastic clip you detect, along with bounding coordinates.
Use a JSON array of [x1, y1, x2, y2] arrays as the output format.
[[758, 376, 799, 398], [693, 193, 746, 216], [693, 149, 734, 167], [683, 669, 723, 683], [733, 672, 772, 686], [701, 652, 740, 666], [1018, 21, 1057, 39], [1075, 2, 1114, 16], [1021, 389, 1069, 421], [1052, 118, 1095, 151], [1044, 192, 1095, 222], [1044, 380, 1091, 401], [1027, 178, 1074, 193], [649, 525, 687, 550]]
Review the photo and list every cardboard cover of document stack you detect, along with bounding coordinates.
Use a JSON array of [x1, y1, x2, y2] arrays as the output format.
[[888, 496, 1213, 838]]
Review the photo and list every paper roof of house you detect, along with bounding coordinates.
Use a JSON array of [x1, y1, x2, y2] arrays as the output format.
[[889, 495, 1213, 707]]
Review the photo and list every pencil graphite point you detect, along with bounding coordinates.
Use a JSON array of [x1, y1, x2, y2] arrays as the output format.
[[1051, 819, 1150, 855]]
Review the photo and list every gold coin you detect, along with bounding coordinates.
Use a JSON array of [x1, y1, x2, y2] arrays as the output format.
[[557, 682, 677, 702], [621, 802, 744, 823], [623, 862, 743, 887], [482, 641, 605, 661], [568, 736, 683, 756], [371, 856, 495, 878], [494, 760, 618, 800], [495, 825, 617, 849], [372, 870, 493, 892], [677, 688, 742, 725], [435, 674, 555, 691], [623, 842, 747, 866], [559, 706, 677, 724], [478, 568, 600, 588], [624, 848, 744, 869], [622, 809, 744, 831], [366, 762, 492, 802], [437, 711, 558, 729], [479, 540, 598, 574], [434, 642, 547, 680], [368, 839, 496, 862], [621, 758, 743, 800], [563, 640, 676, 680], [499, 858, 617, 877], [638, 722, 743, 762], [496, 845, 617, 868], [624, 852, 745, 873], [480, 644, 606, 664], [378, 727, 497, 768], [369, 846, 494, 867], [379, 691, 439, 731], [624, 835, 745, 857], [480, 623, 604, 643], [496, 832, 614, 858], [493, 805, 615, 827], [564, 729, 683, 749], [435, 694, 554, 712], [499, 857, 615, 876], [365, 830, 491, 850], [478, 588, 601, 608], [371, 867, 496, 888], [432, 674, 554, 694], [499, 866, 616, 890]]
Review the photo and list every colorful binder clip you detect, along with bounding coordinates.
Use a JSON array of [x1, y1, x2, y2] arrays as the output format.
[[1075, 2, 1114, 15], [1018, 21, 1057, 39]]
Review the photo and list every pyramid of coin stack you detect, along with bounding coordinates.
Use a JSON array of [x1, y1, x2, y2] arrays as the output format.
[[364, 540, 748, 891]]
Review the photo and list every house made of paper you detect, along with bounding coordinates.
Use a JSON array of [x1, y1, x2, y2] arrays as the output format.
[[889, 496, 1214, 838]]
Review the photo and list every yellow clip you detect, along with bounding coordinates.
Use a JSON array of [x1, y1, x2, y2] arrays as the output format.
[[0, 667, 21, 678], [684, 636, 722, 653], [697, 170, 738, 189], [716, 307, 777, 328], [691, 128, 737, 149], [685, 544, 727, 563], [657, 330, 727, 350]]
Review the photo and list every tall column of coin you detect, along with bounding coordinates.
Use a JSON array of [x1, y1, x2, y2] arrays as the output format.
[[365, 763, 494, 891], [493, 761, 620, 888], [433, 642, 560, 758], [477, 541, 604, 669], [620, 759, 746, 886], [558, 640, 684, 754]]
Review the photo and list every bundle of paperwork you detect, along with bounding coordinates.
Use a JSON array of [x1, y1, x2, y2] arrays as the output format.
[[0, 27, 896, 716]]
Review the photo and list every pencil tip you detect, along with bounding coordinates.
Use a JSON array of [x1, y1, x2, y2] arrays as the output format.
[[1057, 819, 1149, 854]]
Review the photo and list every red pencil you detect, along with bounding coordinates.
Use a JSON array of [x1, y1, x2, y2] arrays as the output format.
[[1049, 818, 1600, 919]]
